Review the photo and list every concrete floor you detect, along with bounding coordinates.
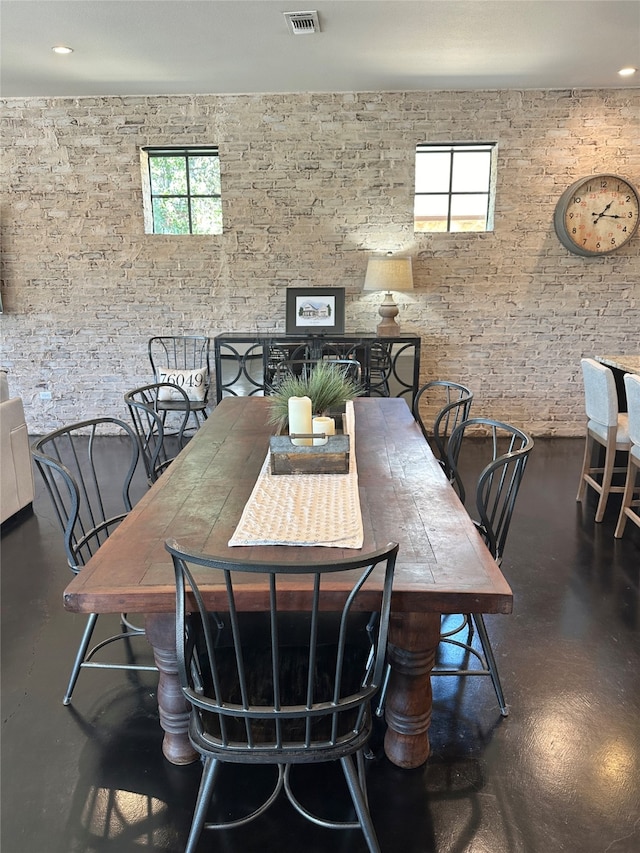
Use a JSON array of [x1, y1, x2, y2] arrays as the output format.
[[1, 436, 639, 852]]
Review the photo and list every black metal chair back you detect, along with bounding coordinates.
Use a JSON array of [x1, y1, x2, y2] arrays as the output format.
[[165, 538, 398, 853], [269, 357, 362, 393], [32, 417, 139, 571], [412, 380, 473, 477], [447, 418, 534, 564], [367, 341, 393, 396], [424, 417, 535, 717], [148, 335, 211, 428], [31, 417, 156, 704], [125, 382, 191, 484]]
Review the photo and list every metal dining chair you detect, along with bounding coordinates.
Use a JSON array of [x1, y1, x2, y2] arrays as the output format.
[[576, 357, 630, 522], [376, 417, 533, 719], [124, 382, 192, 485], [366, 341, 393, 397], [614, 372, 640, 538], [31, 417, 157, 704], [148, 335, 211, 430], [165, 538, 399, 853], [412, 380, 474, 479], [268, 357, 362, 394], [441, 417, 534, 715]]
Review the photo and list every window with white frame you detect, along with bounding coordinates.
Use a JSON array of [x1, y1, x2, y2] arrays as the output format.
[[141, 146, 222, 235], [414, 143, 496, 233]]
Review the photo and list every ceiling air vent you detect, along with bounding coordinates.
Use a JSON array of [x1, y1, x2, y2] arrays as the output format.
[[283, 11, 321, 35]]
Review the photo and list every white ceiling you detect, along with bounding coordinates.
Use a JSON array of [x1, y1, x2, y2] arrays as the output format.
[[1, 0, 639, 98]]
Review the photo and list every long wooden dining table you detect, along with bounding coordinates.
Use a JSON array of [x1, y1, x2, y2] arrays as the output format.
[[63, 396, 512, 770]]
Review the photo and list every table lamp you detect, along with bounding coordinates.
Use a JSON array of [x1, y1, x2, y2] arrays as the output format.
[[363, 253, 413, 336]]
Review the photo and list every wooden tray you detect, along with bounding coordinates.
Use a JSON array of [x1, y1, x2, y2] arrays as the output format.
[[269, 434, 350, 475]]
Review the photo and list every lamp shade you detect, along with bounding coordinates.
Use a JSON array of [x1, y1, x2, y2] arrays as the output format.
[[363, 255, 413, 292]]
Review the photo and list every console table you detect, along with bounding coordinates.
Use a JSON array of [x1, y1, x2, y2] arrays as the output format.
[[213, 333, 421, 405]]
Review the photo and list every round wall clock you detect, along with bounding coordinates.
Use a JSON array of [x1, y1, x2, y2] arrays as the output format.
[[553, 173, 640, 256]]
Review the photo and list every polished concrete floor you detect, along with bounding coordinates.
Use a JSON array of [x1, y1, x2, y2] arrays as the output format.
[[2, 437, 639, 853]]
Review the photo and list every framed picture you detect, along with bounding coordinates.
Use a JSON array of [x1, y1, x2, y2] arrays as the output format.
[[285, 287, 345, 335]]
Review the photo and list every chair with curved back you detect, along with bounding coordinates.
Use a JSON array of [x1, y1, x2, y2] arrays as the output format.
[[124, 382, 192, 485], [412, 380, 474, 478], [366, 341, 393, 397], [374, 416, 533, 720], [165, 538, 399, 853], [148, 335, 211, 430], [614, 372, 640, 538], [576, 357, 630, 522], [31, 417, 157, 705], [440, 417, 534, 715]]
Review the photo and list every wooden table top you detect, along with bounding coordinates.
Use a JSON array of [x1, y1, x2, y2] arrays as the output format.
[[595, 355, 640, 375], [63, 397, 512, 617]]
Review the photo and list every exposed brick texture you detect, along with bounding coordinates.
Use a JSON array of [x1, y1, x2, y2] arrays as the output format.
[[1, 89, 638, 435]]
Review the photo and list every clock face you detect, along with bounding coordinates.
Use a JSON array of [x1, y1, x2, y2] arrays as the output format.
[[554, 174, 640, 256]]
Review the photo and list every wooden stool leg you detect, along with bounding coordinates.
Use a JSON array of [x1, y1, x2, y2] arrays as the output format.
[[615, 457, 638, 538], [383, 612, 441, 769], [595, 436, 616, 522], [576, 432, 593, 502]]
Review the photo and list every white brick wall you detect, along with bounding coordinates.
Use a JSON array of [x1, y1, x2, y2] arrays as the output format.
[[1, 88, 638, 435]]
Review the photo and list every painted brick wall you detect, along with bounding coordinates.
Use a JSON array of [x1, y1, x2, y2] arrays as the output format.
[[1, 88, 638, 435]]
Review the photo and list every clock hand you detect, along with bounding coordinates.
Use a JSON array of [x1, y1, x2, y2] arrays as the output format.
[[592, 201, 614, 223], [592, 213, 624, 222]]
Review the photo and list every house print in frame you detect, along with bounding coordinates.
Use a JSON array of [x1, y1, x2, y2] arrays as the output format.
[[298, 298, 332, 323], [286, 287, 345, 335]]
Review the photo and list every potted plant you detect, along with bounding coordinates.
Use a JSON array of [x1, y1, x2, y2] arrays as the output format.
[[267, 360, 362, 429]]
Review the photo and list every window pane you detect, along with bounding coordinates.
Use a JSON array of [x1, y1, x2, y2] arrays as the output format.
[[149, 156, 187, 195], [415, 150, 451, 193], [152, 198, 190, 234], [414, 194, 449, 232], [191, 198, 223, 235], [449, 194, 488, 232], [189, 156, 221, 195], [414, 143, 495, 234], [451, 150, 492, 193]]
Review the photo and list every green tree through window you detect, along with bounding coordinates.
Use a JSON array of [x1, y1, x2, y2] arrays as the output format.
[[142, 147, 222, 235]]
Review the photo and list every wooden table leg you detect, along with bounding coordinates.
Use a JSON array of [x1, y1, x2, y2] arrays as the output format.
[[145, 613, 198, 765], [384, 611, 440, 769]]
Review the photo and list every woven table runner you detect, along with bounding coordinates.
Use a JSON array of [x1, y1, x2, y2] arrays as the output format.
[[228, 401, 363, 548]]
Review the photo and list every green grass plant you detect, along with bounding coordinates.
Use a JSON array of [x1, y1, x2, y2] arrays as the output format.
[[268, 361, 362, 425]]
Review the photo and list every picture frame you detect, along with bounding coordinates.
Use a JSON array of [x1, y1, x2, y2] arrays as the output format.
[[285, 287, 345, 335]]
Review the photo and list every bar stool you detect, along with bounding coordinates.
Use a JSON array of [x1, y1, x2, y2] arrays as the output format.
[[576, 358, 630, 522], [614, 372, 640, 538]]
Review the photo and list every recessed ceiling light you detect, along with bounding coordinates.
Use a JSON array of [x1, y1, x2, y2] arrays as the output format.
[[618, 66, 637, 76], [52, 45, 73, 55]]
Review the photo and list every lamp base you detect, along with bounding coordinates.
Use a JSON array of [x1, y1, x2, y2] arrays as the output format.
[[376, 291, 401, 336], [376, 319, 401, 336]]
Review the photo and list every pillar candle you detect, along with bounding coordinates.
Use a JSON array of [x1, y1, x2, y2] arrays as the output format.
[[288, 396, 313, 446], [312, 416, 335, 446]]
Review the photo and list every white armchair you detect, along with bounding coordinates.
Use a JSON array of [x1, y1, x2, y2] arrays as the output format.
[[1, 369, 35, 524]]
